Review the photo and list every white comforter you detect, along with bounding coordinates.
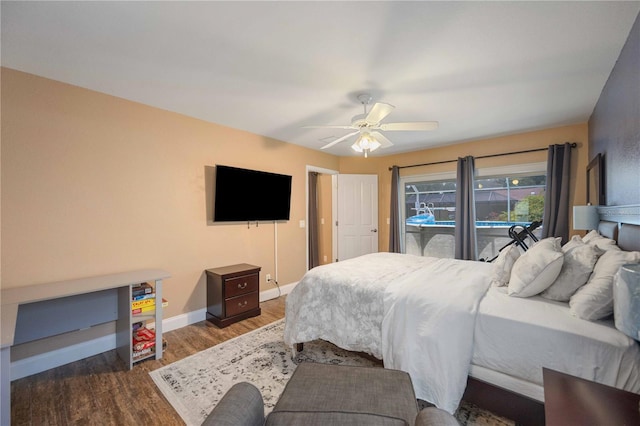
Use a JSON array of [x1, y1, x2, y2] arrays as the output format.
[[284, 252, 438, 358], [284, 253, 492, 413], [382, 258, 492, 413]]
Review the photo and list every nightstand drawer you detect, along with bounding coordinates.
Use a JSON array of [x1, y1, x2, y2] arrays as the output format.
[[225, 293, 259, 317], [224, 273, 259, 298]]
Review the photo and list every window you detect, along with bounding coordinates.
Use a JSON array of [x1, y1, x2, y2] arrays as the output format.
[[401, 163, 546, 259], [474, 163, 546, 260], [402, 171, 457, 258]]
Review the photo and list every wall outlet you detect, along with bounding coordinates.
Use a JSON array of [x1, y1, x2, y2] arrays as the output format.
[[266, 273, 271, 282]]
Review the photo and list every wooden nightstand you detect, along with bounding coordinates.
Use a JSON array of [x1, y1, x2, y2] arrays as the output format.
[[543, 367, 640, 426], [206, 264, 261, 328]]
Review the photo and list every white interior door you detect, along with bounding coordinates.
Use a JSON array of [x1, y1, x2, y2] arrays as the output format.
[[337, 174, 378, 261]]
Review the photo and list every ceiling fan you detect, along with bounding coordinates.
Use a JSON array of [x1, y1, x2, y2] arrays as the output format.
[[305, 94, 438, 157]]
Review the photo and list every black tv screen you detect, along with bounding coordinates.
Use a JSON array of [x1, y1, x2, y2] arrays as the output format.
[[213, 165, 292, 222]]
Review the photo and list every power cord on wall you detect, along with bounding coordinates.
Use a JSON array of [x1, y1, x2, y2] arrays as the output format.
[[267, 276, 281, 298], [271, 221, 281, 298]]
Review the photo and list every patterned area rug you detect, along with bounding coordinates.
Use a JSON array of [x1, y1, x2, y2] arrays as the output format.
[[150, 319, 513, 426]]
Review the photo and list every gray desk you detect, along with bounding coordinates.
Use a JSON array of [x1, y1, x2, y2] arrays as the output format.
[[1, 269, 170, 425]]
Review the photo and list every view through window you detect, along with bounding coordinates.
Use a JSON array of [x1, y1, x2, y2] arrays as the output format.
[[402, 165, 546, 260]]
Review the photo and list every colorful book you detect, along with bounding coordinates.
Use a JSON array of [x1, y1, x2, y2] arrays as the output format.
[[132, 338, 167, 361], [132, 305, 155, 315], [132, 347, 154, 361], [131, 298, 167, 315], [132, 293, 156, 301], [132, 282, 153, 297], [132, 327, 156, 351], [131, 298, 156, 310], [132, 327, 167, 359]]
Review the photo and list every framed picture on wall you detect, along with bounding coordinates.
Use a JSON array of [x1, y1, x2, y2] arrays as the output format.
[[587, 153, 605, 205]]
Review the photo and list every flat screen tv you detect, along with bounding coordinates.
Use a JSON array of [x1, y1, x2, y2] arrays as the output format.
[[213, 165, 292, 222]]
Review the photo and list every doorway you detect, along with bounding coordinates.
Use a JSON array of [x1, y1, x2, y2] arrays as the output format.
[[306, 166, 338, 271], [306, 167, 379, 270]]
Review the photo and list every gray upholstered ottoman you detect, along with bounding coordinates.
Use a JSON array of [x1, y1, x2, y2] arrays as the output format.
[[203, 362, 460, 426], [266, 362, 421, 426]]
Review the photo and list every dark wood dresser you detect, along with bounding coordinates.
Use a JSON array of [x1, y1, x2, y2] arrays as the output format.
[[206, 263, 261, 328], [543, 367, 640, 426]]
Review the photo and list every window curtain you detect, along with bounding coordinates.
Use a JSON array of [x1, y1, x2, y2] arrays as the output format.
[[542, 142, 572, 243], [308, 172, 320, 269], [389, 166, 402, 253], [454, 156, 478, 260]]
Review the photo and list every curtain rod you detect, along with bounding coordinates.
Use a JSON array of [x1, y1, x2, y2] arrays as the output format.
[[388, 142, 577, 171]]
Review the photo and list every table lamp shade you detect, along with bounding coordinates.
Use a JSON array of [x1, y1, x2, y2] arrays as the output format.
[[614, 264, 640, 341], [573, 205, 599, 230]]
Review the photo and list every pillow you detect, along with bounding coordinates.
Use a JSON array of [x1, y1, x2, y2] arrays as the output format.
[[581, 230, 600, 243], [508, 237, 564, 298], [569, 250, 640, 320], [562, 235, 584, 252], [585, 233, 619, 252], [540, 241, 604, 302], [490, 245, 521, 287]]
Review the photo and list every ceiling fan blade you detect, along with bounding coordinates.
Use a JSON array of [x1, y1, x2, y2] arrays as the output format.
[[371, 131, 393, 148], [320, 130, 360, 149], [379, 121, 439, 131], [303, 125, 355, 130], [365, 102, 395, 125]]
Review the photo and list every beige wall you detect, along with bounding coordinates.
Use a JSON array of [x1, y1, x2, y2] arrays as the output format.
[[1, 68, 339, 320], [340, 123, 590, 251]]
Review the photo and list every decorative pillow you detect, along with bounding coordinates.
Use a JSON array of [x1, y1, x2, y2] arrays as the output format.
[[585, 233, 619, 252], [508, 237, 564, 298], [581, 230, 600, 243], [541, 241, 604, 302], [562, 235, 584, 252], [490, 245, 521, 287], [569, 250, 640, 320]]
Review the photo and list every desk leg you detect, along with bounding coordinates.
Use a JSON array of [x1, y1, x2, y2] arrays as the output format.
[[1, 346, 11, 426], [154, 279, 163, 360]]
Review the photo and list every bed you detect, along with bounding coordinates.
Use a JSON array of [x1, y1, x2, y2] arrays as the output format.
[[284, 218, 640, 418]]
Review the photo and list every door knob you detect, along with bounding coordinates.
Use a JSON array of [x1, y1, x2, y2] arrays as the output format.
[[371, 229, 378, 233]]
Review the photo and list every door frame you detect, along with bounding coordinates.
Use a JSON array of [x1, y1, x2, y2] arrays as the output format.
[[305, 165, 339, 271]]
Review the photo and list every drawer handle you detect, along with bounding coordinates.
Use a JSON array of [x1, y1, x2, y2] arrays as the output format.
[[238, 282, 248, 289], [238, 301, 248, 307]]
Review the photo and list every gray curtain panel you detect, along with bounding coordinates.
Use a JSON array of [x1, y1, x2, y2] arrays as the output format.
[[542, 142, 572, 243], [389, 166, 402, 253], [454, 156, 478, 260], [308, 172, 320, 269]]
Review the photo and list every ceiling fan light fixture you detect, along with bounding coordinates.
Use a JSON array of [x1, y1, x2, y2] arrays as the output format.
[[351, 132, 381, 157]]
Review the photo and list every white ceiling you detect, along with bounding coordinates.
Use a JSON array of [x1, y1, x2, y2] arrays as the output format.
[[2, 1, 639, 157]]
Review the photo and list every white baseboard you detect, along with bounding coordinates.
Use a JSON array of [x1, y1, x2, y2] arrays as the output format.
[[260, 281, 297, 302], [148, 308, 207, 333], [10, 281, 298, 380]]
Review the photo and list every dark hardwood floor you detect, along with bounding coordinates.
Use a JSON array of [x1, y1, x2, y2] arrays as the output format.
[[11, 296, 287, 425]]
